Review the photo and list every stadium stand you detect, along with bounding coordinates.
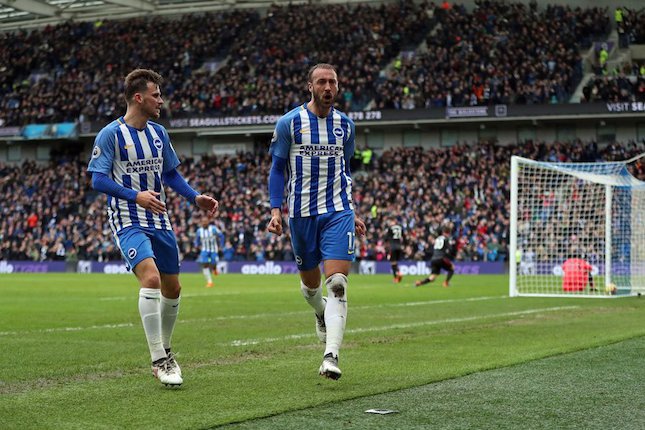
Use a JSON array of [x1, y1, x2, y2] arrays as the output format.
[[1, 1, 645, 265], [2, 140, 643, 263], [0, 1, 629, 127]]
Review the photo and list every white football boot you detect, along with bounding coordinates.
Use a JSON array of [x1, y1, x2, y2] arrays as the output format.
[[152, 357, 183, 387], [166, 351, 182, 377], [319, 353, 341, 380]]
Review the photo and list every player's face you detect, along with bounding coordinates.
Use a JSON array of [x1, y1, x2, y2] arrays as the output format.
[[136, 82, 163, 119], [309, 68, 338, 110], [201, 217, 209, 228]]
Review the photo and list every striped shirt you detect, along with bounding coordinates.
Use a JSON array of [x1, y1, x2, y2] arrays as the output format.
[[269, 104, 355, 218], [87, 117, 180, 233], [195, 225, 222, 253]]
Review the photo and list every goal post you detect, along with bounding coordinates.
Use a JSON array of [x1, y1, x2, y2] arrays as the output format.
[[509, 155, 645, 298]]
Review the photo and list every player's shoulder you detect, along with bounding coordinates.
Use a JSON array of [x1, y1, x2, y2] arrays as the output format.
[[332, 107, 354, 125], [96, 119, 121, 136], [147, 120, 169, 138], [94, 119, 122, 144], [277, 105, 304, 126]]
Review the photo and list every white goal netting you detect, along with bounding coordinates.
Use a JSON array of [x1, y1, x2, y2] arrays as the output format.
[[510, 155, 645, 297]]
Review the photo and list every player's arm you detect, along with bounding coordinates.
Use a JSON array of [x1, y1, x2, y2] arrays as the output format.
[[268, 155, 286, 236], [267, 118, 290, 236], [342, 118, 365, 234], [161, 168, 218, 217], [344, 119, 356, 175], [158, 125, 218, 217], [216, 227, 225, 245]]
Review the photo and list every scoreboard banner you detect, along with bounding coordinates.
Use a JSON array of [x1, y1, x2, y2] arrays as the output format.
[[0, 260, 506, 275], [73, 102, 645, 135]]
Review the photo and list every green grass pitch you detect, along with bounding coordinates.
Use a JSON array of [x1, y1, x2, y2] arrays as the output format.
[[1, 273, 645, 429]]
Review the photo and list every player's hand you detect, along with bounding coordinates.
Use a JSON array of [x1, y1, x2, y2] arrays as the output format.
[[196, 195, 219, 217], [267, 209, 283, 236], [355, 216, 366, 236], [136, 190, 166, 214]]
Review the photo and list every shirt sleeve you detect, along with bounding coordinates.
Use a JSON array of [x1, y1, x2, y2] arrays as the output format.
[[344, 118, 355, 174], [159, 125, 181, 173], [87, 126, 116, 174], [268, 117, 292, 159]]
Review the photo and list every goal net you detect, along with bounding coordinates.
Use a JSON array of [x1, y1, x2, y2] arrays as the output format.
[[510, 155, 645, 297]]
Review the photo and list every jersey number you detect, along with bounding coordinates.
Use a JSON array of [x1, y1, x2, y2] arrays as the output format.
[[434, 237, 445, 250], [347, 232, 355, 254]]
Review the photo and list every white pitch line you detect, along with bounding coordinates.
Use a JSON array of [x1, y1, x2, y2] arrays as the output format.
[[0, 323, 135, 337], [229, 306, 579, 346], [0, 296, 507, 337], [98, 291, 243, 301]]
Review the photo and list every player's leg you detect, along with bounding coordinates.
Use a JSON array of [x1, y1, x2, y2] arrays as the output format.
[[130, 255, 180, 387], [390, 259, 397, 280], [299, 266, 327, 342], [115, 228, 166, 364], [290, 216, 326, 344], [212, 255, 219, 277], [415, 274, 436, 287], [153, 230, 183, 385], [160, 273, 182, 376], [443, 259, 455, 287], [587, 272, 596, 291], [391, 261, 401, 283], [416, 260, 439, 287], [392, 250, 402, 283], [133, 258, 166, 363], [197, 251, 213, 287], [320, 259, 350, 380], [318, 210, 355, 380]]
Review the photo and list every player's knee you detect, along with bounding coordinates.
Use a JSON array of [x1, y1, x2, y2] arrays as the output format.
[[326, 273, 348, 298], [140, 272, 161, 289]]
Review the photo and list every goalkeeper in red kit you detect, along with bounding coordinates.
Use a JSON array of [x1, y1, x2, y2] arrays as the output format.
[[562, 257, 595, 292]]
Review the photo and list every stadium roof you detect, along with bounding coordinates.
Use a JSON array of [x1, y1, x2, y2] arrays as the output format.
[[0, 0, 287, 31]]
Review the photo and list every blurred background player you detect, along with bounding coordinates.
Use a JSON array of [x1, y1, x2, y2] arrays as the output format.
[[415, 226, 456, 288], [87, 69, 218, 387], [267, 63, 366, 380], [195, 216, 224, 287], [386, 218, 404, 283], [562, 256, 595, 292], [519, 247, 536, 275]]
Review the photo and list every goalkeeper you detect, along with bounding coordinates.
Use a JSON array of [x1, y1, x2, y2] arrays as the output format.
[[562, 256, 595, 292]]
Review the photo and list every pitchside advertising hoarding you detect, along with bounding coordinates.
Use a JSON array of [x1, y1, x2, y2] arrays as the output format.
[[0, 260, 504, 275]]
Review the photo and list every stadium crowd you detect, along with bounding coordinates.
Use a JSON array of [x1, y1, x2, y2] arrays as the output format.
[[1, 139, 644, 264], [0, 1, 632, 128], [374, 2, 608, 109]]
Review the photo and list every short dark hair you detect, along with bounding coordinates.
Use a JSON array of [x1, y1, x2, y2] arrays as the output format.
[[124, 69, 163, 102], [307, 63, 337, 83]]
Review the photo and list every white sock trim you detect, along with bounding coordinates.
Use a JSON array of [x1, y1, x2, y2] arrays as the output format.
[[203, 267, 212, 282], [160, 294, 180, 352], [301, 280, 325, 316]]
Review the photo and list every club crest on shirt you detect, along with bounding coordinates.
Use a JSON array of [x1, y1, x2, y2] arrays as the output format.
[[153, 138, 163, 150], [91, 146, 101, 159], [332, 127, 344, 139], [127, 248, 137, 259]]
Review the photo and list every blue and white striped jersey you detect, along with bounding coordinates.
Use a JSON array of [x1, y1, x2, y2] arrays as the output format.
[[195, 225, 222, 252], [87, 117, 180, 233], [269, 104, 355, 218]]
